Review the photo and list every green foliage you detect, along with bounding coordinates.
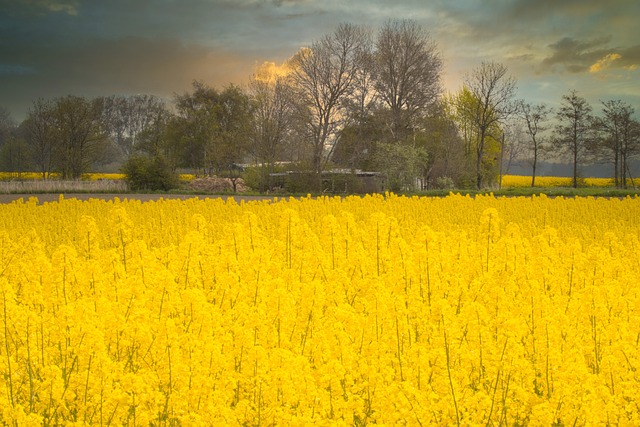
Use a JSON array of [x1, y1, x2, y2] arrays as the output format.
[[435, 176, 455, 190], [170, 81, 251, 175], [242, 164, 289, 193], [371, 142, 429, 192], [121, 155, 179, 191]]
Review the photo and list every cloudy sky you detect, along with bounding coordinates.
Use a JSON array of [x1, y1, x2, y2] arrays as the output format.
[[1, 0, 639, 121]]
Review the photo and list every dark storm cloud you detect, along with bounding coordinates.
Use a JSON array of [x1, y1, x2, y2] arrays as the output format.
[[1, 0, 639, 119], [541, 37, 612, 73], [0, 65, 37, 76], [540, 37, 640, 74]]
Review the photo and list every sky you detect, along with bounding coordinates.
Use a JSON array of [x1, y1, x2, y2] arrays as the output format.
[[1, 0, 639, 122]]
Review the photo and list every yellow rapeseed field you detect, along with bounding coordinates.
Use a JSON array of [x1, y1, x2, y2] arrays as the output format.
[[1, 194, 639, 425], [0, 172, 196, 181], [501, 175, 615, 188]]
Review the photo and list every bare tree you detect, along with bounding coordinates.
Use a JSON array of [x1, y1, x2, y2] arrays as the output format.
[[463, 61, 517, 189], [519, 101, 552, 187], [289, 23, 369, 176], [553, 90, 594, 188], [248, 67, 295, 190], [498, 119, 527, 188], [599, 100, 637, 188], [374, 19, 442, 142]]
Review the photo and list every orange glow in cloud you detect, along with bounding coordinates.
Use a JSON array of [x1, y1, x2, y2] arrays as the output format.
[[589, 53, 622, 73], [253, 60, 292, 83]]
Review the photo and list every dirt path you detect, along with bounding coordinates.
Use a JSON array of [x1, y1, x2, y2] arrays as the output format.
[[0, 193, 276, 204]]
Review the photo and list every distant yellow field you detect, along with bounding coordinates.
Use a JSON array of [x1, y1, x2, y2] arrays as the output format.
[[0, 172, 623, 189], [0, 172, 196, 181], [501, 175, 615, 188]]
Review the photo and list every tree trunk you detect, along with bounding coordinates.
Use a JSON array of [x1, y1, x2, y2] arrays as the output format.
[[498, 133, 505, 190], [573, 148, 578, 188], [531, 148, 537, 187], [476, 130, 486, 190]]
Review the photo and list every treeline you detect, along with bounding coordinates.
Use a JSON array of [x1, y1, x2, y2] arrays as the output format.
[[1, 20, 639, 191]]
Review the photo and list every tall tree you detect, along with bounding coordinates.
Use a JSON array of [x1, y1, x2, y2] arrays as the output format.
[[463, 62, 517, 189], [289, 23, 369, 176], [172, 81, 251, 185], [553, 90, 594, 188], [0, 107, 28, 175], [374, 19, 442, 142], [214, 84, 251, 191], [98, 94, 168, 159], [23, 98, 57, 178], [52, 96, 107, 179], [498, 119, 527, 188], [598, 100, 637, 188], [172, 81, 220, 175], [0, 107, 15, 146], [248, 65, 295, 190], [419, 101, 467, 188], [519, 101, 552, 187], [135, 106, 174, 160]]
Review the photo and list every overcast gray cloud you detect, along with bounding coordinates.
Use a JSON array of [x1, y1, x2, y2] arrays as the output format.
[[1, 0, 639, 119]]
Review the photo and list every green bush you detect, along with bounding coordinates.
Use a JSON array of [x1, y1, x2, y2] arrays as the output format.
[[121, 156, 179, 191]]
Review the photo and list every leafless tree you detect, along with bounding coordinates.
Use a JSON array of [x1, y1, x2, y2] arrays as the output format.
[[248, 69, 295, 190], [553, 90, 594, 188], [519, 101, 552, 187], [598, 100, 638, 188], [498, 119, 528, 188], [374, 19, 442, 142], [463, 61, 517, 189], [289, 23, 369, 176]]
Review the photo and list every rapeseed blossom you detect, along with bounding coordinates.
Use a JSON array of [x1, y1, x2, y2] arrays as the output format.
[[0, 194, 639, 425], [501, 175, 614, 187]]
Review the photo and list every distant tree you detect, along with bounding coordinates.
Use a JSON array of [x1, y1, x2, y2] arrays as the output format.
[[98, 94, 169, 159], [214, 84, 252, 191], [553, 90, 594, 188], [289, 23, 369, 177], [121, 155, 179, 191], [0, 108, 29, 175], [0, 107, 15, 145], [418, 102, 467, 189], [135, 106, 173, 158], [248, 66, 295, 191], [498, 119, 527, 189], [371, 141, 428, 192], [22, 98, 57, 178], [463, 62, 517, 189], [0, 134, 29, 175], [332, 109, 385, 170], [52, 96, 107, 179], [172, 81, 220, 175], [450, 86, 504, 188], [519, 101, 552, 187], [598, 100, 638, 188], [374, 19, 442, 142], [334, 35, 379, 170], [172, 81, 251, 190]]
